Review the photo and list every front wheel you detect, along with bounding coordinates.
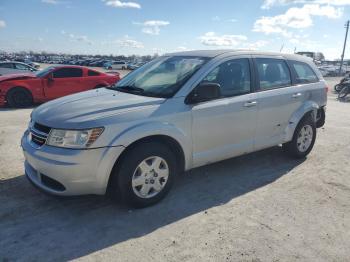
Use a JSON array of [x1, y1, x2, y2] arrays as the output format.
[[7, 87, 33, 108], [283, 114, 316, 158], [109, 142, 177, 208]]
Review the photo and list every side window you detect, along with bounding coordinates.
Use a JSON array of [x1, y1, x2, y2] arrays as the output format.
[[53, 68, 83, 78], [15, 63, 29, 70], [88, 70, 100, 76], [256, 58, 291, 90], [202, 58, 251, 97], [290, 61, 319, 84]]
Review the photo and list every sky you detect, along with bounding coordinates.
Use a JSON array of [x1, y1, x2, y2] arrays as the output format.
[[0, 0, 350, 59]]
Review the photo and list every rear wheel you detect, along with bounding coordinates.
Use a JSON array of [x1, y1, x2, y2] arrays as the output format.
[[283, 114, 316, 158], [6, 87, 33, 108], [109, 142, 177, 208]]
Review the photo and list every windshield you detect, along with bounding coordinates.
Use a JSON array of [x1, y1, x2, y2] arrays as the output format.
[[36, 66, 55, 77], [109, 56, 208, 98]]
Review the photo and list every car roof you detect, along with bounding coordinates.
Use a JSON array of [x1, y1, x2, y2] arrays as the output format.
[[166, 49, 314, 63]]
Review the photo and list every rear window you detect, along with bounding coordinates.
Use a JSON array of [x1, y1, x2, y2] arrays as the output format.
[[256, 58, 291, 90], [88, 70, 100, 76], [290, 61, 319, 84]]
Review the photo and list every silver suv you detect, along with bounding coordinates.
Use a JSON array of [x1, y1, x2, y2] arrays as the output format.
[[22, 50, 327, 207]]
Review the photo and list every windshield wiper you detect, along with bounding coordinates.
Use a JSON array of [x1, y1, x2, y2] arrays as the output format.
[[113, 85, 145, 93]]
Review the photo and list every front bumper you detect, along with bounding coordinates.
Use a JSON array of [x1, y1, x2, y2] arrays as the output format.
[[21, 130, 125, 196]]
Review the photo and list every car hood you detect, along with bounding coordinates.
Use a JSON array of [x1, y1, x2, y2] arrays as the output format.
[[32, 88, 166, 129], [0, 73, 36, 82]]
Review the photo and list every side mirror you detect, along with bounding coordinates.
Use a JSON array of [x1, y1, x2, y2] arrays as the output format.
[[47, 73, 54, 82], [185, 82, 221, 104]]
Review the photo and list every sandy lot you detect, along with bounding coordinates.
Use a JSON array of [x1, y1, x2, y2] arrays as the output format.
[[0, 78, 350, 261]]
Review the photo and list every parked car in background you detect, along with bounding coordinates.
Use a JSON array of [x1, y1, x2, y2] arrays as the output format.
[[127, 62, 145, 70], [22, 50, 327, 207], [0, 61, 38, 76], [24, 59, 40, 69], [105, 61, 127, 70], [0, 66, 120, 107]]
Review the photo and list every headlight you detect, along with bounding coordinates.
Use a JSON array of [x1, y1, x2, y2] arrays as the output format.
[[46, 127, 104, 149]]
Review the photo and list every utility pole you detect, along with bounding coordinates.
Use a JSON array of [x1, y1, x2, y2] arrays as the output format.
[[339, 20, 349, 75]]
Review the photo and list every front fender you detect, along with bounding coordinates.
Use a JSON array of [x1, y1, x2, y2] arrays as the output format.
[[109, 121, 193, 170], [284, 101, 319, 142]]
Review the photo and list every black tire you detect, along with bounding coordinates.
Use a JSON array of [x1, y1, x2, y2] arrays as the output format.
[[6, 87, 33, 108], [338, 86, 350, 99], [316, 108, 326, 128], [334, 84, 343, 93], [283, 113, 316, 158], [109, 142, 177, 208]]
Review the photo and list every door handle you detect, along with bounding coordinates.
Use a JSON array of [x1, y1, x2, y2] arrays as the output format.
[[244, 101, 257, 107], [292, 93, 302, 98]]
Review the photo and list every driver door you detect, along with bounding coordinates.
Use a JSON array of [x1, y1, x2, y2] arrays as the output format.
[[190, 57, 258, 168], [44, 67, 84, 100]]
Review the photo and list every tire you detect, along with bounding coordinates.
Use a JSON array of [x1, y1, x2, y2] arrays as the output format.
[[6, 87, 33, 108], [334, 84, 343, 93], [338, 86, 350, 99], [316, 108, 326, 128], [283, 113, 316, 158], [109, 142, 177, 208]]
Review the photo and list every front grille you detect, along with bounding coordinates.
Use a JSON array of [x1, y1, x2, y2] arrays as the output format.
[[33, 122, 51, 134], [30, 122, 51, 146]]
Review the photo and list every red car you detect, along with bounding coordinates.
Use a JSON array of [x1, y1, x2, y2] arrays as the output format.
[[0, 66, 120, 107]]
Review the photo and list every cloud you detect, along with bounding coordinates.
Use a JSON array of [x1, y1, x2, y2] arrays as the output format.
[[199, 32, 247, 46], [0, 20, 6, 28], [41, 0, 58, 4], [253, 4, 343, 37], [116, 37, 144, 48], [63, 32, 93, 45], [103, 0, 141, 9], [244, 40, 269, 50], [134, 20, 170, 35], [212, 16, 220, 21], [262, 0, 350, 9], [176, 46, 189, 51]]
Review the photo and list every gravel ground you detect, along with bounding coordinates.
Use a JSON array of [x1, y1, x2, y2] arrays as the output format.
[[0, 77, 349, 262]]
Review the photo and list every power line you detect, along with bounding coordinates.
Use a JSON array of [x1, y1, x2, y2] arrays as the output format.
[[339, 20, 349, 75]]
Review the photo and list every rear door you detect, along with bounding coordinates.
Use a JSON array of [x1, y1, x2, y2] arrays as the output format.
[[191, 57, 258, 167], [44, 67, 84, 99], [253, 57, 306, 150]]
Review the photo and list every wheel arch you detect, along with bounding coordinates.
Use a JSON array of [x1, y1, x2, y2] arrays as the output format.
[[6, 85, 32, 97], [284, 101, 319, 142], [106, 134, 186, 195]]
